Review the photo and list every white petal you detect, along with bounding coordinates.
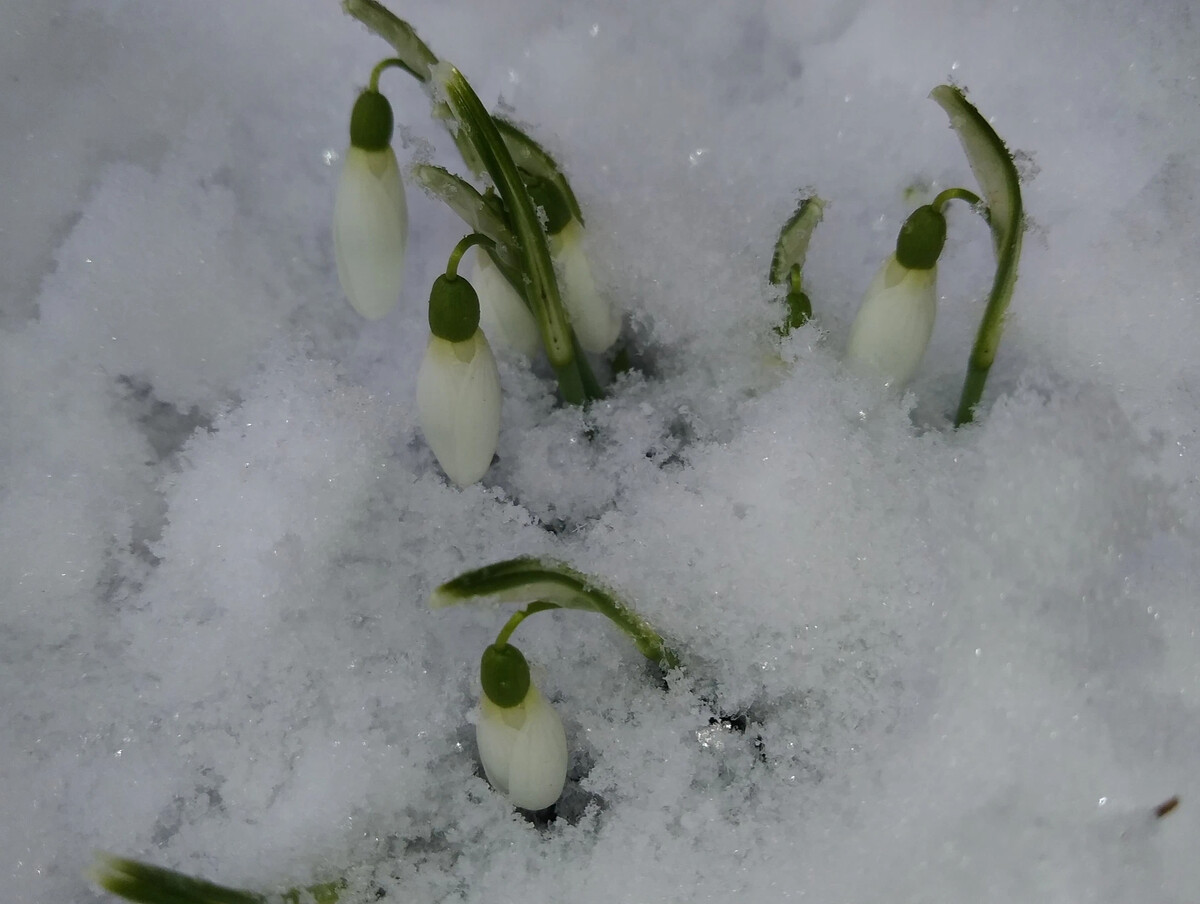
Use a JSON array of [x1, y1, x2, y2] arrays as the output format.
[[505, 685, 568, 810], [470, 252, 541, 357], [844, 254, 937, 391], [333, 146, 409, 320], [552, 220, 621, 353], [416, 330, 502, 486], [476, 695, 522, 796], [476, 684, 567, 810]]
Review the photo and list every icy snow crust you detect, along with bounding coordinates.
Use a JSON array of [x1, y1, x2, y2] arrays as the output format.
[[2, 0, 1198, 902]]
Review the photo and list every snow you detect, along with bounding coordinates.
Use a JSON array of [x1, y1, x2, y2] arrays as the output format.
[[2, 0, 1198, 902]]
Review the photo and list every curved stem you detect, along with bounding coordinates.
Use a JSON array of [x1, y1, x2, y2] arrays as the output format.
[[931, 186, 982, 212], [368, 56, 419, 91], [445, 232, 495, 279], [930, 85, 1024, 428], [493, 601, 560, 648], [493, 609, 528, 648]]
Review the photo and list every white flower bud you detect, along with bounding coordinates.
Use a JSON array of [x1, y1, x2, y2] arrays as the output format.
[[416, 329, 502, 486], [845, 254, 937, 391], [469, 251, 541, 358], [476, 682, 568, 810], [333, 146, 409, 319], [550, 219, 621, 354]]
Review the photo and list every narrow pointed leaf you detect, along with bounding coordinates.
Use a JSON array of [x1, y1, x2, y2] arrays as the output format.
[[341, 0, 438, 82], [432, 556, 680, 669], [930, 85, 1025, 426], [92, 855, 265, 904], [769, 195, 825, 285], [437, 67, 577, 372], [494, 118, 584, 225], [410, 164, 519, 268]]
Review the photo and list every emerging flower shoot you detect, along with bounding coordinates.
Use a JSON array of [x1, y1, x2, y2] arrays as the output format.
[[770, 195, 825, 335], [476, 642, 568, 811], [333, 87, 409, 319]]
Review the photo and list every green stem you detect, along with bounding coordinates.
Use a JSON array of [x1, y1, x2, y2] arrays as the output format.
[[955, 360, 990, 426], [445, 232, 495, 280], [368, 56, 418, 91], [493, 601, 560, 647], [931, 186, 981, 212], [930, 85, 1024, 428], [953, 219, 1022, 426]]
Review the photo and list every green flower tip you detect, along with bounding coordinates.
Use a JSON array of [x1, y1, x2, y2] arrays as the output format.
[[523, 174, 572, 236], [349, 89, 394, 152], [480, 643, 531, 708], [428, 273, 481, 342], [895, 204, 947, 270]]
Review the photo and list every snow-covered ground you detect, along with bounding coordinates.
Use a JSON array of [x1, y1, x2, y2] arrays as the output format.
[[2, 1, 1198, 901]]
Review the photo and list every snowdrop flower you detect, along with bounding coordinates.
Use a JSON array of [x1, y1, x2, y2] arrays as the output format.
[[333, 89, 409, 320], [416, 272, 502, 486], [476, 643, 568, 811], [551, 218, 622, 353], [845, 204, 946, 391], [469, 249, 541, 357], [526, 173, 621, 354]]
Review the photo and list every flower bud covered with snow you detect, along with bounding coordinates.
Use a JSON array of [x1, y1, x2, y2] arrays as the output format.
[[476, 643, 568, 811], [417, 274, 502, 486], [844, 205, 945, 390], [333, 89, 409, 319]]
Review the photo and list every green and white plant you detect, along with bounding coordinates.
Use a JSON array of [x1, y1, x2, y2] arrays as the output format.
[[91, 4, 1041, 903]]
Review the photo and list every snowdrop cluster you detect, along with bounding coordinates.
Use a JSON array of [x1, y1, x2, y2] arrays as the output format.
[[325, 3, 1025, 817], [92, 3, 1038, 900], [331, 30, 622, 488]]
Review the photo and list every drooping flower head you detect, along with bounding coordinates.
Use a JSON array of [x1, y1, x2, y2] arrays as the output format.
[[845, 204, 946, 391], [475, 642, 568, 811], [416, 272, 502, 486], [333, 88, 409, 319]]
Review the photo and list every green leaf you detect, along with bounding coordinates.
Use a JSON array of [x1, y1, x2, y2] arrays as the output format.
[[341, 0, 438, 82], [769, 195, 825, 285], [438, 65, 602, 404], [431, 557, 680, 670], [410, 164, 519, 265], [91, 855, 265, 904], [493, 118, 584, 226], [93, 855, 347, 904], [929, 85, 1025, 426]]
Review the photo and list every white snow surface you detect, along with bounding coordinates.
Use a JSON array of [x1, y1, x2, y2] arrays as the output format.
[[2, 1, 1198, 902]]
